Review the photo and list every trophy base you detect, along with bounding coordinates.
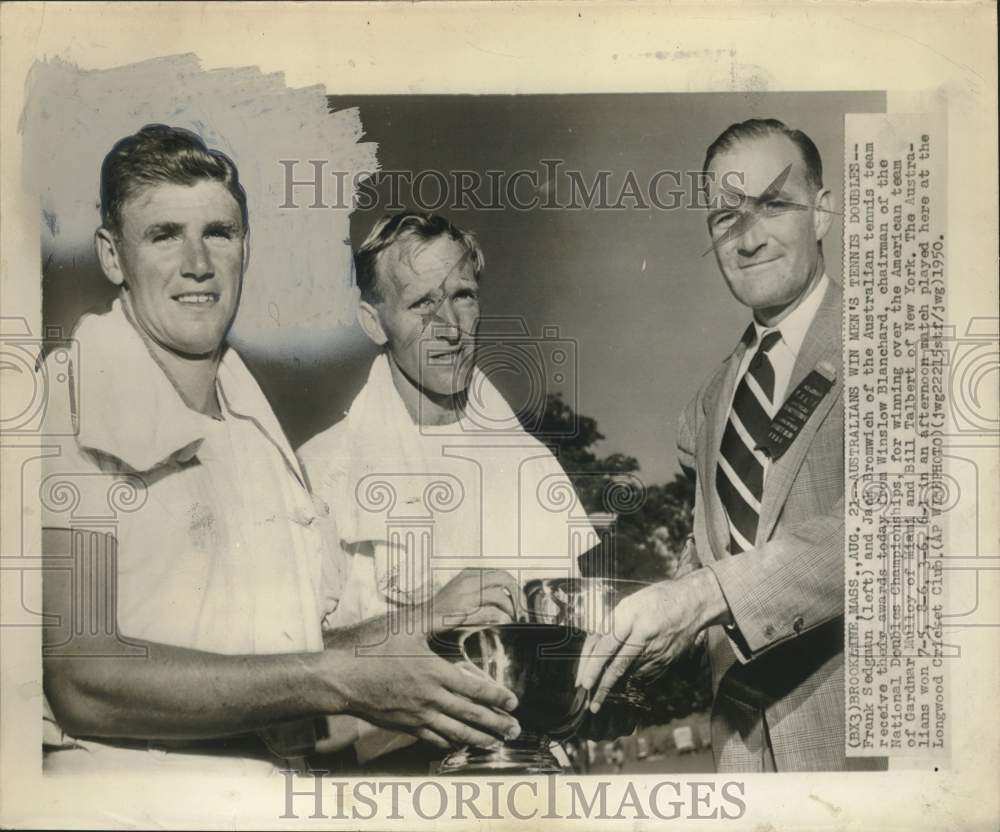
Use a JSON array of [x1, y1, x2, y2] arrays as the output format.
[[437, 731, 563, 775]]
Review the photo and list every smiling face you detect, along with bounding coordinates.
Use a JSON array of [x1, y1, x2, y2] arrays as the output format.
[[706, 133, 831, 323], [363, 234, 481, 398], [97, 179, 246, 357]]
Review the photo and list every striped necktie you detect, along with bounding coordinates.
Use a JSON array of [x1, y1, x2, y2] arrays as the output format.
[[716, 328, 782, 554]]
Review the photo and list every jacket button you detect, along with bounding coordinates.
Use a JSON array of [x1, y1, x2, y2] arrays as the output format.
[[792, 616, 805, 633], [764, 624, 775, 638]]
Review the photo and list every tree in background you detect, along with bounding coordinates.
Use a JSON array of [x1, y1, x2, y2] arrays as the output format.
[[519, 393, 696, 583]]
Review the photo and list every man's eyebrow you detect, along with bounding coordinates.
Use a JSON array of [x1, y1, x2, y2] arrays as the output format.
[[142, 221, 184, 240], [710, 188, 796, 210], [406, 287, 442, 306], [204, 220, 242, 235], [757, 189, 804, 205], [706, 206, 738, 223]]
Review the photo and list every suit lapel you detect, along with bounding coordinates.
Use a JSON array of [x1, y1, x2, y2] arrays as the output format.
[[756, 282, 843, 544], [699, 342, 748, 561]]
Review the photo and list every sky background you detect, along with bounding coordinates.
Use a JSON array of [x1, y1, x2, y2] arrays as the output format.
[[43, 90, 884, 487]]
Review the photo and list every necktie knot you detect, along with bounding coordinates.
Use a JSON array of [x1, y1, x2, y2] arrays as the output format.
[[757, 329, 782, 353], [750, 331, 781, 371]]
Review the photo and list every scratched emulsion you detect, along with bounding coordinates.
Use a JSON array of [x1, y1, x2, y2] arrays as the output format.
[[21, 54, 378, 362]]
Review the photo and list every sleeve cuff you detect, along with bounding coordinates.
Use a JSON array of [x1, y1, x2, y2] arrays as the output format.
[[722, 621, 754, 663], [706, 556, 808, 661]]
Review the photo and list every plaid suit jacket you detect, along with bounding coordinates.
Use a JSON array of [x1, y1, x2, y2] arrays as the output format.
[[678, 281, 875, 772]]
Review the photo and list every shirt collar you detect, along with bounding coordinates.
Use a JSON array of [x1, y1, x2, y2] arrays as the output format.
[[73, 298, 303, 482], [748, 272, 831, 356]]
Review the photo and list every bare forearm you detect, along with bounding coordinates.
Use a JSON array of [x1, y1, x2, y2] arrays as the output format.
[[44, 642, 338, 741], [43, 525, 343, 741]]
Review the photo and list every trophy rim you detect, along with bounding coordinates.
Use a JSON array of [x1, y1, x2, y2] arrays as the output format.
[[523, 576, 652, 593], [436, 620, 590, 649]]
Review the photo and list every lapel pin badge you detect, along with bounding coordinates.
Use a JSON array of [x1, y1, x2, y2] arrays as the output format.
[[816, 360, 837, 383]]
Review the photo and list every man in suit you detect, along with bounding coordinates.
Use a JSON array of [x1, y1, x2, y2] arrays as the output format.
[[580, 119, 881, 771]]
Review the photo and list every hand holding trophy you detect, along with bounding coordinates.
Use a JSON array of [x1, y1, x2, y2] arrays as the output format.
[[429, 577, 676, 774]]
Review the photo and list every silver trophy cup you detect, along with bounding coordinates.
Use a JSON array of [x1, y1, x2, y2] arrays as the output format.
[[431, 577, 655, 774]]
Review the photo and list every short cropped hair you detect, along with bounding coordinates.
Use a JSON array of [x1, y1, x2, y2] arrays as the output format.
[[703, 118, 824, 192], [100, 124, 248, 237], [354, 212, 486, 304]]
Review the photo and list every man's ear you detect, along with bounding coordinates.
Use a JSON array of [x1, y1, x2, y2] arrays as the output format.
[[357, 301, 388, 347], [95, 227, 126, 287], [813, 187, 834, 242]]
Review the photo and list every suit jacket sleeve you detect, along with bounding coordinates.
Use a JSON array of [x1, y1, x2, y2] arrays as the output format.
[[706, 498, 843, 660]]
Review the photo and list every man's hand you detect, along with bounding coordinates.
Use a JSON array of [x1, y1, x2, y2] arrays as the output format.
[[577, 568, 731, 713], [427, 568, 527, 631], [319, 612, 522, 750]]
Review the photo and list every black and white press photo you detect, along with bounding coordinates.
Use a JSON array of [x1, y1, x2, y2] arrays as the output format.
[[0, 3, 996, 830]]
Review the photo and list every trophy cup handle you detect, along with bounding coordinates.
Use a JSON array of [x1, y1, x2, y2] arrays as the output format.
[[454, 627, 506, 684]]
